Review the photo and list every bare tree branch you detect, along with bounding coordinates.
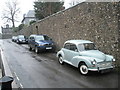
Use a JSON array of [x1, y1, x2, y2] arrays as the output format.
[[2, 0, 20, 28]]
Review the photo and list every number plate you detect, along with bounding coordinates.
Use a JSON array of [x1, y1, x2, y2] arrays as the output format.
[[46, 47, 52, 49]]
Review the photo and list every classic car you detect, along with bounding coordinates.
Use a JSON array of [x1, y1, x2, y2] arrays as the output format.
[[57, 40, 115, 75]]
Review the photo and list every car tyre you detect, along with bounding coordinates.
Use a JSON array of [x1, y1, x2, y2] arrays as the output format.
[[51, 48, 55, 53], [29, 46, 32, 51], [58, 56, 64, 65], [35, 47, 39, 54], [79, 63, 89, 75]]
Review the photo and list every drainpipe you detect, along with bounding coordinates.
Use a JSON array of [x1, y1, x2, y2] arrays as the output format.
[[36, 26, 39, 34]]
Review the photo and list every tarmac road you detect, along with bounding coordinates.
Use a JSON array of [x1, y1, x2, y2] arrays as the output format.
[[0, 39, 118, 88]]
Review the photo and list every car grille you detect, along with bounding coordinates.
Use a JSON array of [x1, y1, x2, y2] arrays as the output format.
[[97, 62, 112, 68]]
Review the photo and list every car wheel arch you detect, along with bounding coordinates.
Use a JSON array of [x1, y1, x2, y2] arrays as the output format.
[[76, 57, 92, 68], [78, 61, 90, 75], [34, 44, 38, 49], [57, 50, 65, 58], [78, 61, 87, 68], [58, 54, 62, 58]]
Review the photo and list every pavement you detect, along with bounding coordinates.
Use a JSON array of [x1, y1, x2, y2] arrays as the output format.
[[0, 70, 1, 78], [0, 69, 1, 90], [0, 48, 2, 89], [0, 44, 18, 89]]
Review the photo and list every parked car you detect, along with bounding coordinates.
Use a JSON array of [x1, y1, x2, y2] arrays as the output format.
[[16, 35, 28, 44], [12, 36, 17, 42], [57, 40, 116, 75], [28, 34, 55, 53]]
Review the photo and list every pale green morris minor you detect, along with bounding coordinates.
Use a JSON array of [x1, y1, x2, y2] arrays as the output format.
[[57, 40, 116, 75]]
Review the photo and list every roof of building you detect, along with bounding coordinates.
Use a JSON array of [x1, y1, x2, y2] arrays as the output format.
[[25, 10, 35, 17], [21, 10, 36, 23]]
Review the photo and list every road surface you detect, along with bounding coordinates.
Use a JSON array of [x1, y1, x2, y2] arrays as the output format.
[[0, 39, 118, 88]]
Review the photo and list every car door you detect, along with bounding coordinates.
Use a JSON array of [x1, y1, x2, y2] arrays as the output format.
[[62, 43, 71, 61], [29, 36, 35, 48], [68, 44, 79, 63], [63, 43, 79, 62]]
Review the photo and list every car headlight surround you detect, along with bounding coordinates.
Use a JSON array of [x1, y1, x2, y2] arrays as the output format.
[[91, 59, 97, 65], [51, 43, 54, 45], [19, 39, 22, 41], [112, 58, 115, 62], [38, 44, 44, 46]]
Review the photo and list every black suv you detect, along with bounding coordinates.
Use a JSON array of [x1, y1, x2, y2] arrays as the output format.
[[28, 34, 55, 53]]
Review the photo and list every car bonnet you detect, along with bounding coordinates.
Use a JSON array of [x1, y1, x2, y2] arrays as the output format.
[[80, 50, 106, 62]]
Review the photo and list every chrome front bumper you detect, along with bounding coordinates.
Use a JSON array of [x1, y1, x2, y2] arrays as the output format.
[[88, 66, 114, 71], [88, 61, 115, 71]]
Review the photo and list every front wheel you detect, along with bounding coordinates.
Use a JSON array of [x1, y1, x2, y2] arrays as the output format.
[[29, 46, 32, 51], [35, 47, 39, 54], [79, 63, 89, 75]]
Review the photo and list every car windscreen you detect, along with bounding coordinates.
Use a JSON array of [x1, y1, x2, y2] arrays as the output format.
[[18, 36, 25, 39], [78, 43, 96, 51], [35, 36, 44, 41]]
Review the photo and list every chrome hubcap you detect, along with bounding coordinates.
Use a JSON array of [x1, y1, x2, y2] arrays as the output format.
[[35, 47, 38, 53], [59, 57, 63, 64], [80, 65, 88, 75]]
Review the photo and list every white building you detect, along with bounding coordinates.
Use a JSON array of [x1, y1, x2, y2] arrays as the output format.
[[1, 24, 13, 39], [21, 10, 36, 25]]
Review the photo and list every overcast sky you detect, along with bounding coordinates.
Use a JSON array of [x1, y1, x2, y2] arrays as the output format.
[[0, 0, 35, 29]]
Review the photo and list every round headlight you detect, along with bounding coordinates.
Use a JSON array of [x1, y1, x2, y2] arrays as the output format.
[[19, 39, 22, 41], [91, 60, 96, 65], [39, 44, 44, 46], [112, 58, 115, 62]]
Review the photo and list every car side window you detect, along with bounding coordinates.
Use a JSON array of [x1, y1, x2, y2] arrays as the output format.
[[70, 44, 78, 52], [64, 43, 70, 50], [30, 37, 34, 40], [44, 35, 51, 40], [78, 44, 84, 51]]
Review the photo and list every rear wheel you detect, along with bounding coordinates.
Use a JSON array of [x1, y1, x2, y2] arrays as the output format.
[[79, 63, 89, 75], [58, 56, 64, 65]]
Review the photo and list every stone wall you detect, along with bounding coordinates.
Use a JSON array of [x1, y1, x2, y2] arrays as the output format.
[[14, 2, 120, 65], [2, 34, 12, 39]]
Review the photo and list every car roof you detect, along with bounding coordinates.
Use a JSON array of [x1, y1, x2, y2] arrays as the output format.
[[29, 34, 46, 37], [12, 36, 17, 37], [65, 40, 93, 45]]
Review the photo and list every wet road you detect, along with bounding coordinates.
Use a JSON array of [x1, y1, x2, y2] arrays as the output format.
[[0, 39, 118, 88]]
